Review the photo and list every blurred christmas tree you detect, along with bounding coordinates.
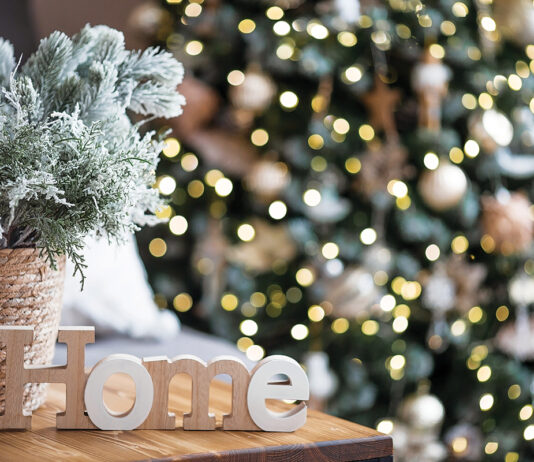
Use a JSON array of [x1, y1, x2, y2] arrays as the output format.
[[134, 0, 534, 459]]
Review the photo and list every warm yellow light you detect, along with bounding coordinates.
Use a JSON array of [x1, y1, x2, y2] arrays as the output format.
[[311, 156, 327, 172], [331, 317, 349, 334], [269, 200, 287, 219], [429, 44, 445, 59], [345, 157, 361, 173], [238, 19, 256, 34], [461, 93, 477, 110], [322, 242, 339, 259], [359, 124, 375, 141], [184, 3, 202, 17], [520, 404, 533, 420], [158, 176, 176, 195], [215, 177, 233, 197], [240, 319, 258, 336], [344, 66, 362, 83], [496, 305, 510, 321], [505, 452, 519, 462], [508, 74, 522, 91], [452, 2, 469, 17], [387, 180, 408, 198], [389, 354, 405, 370], [508, 384, 521, 400], [237, 337, 254, 352], [227, 70, 245, 86], [237, 224, 255, 242], [424, 152, 440, 170], [337, 31, 357, 47], [181, 153, 198, 172], [273, 20, 291, 36], [480, 16, 496, 32], [246, 345, 265, 361], [396, 24, 411, 39], [452, 437, 468, 454], [205, 169, 224, 187], [449, 147, 464, 163], [425, 244, 440, 261], [392, 316, 408, 333], [477, 365, 492, 382], [221, 293, 239, 311], [380, 294, 396, 312], [481, 234, 495, 253], [251, 128, 269, 146], [250, 292, 266, 307], [524, 425, 534, 441], [360, 228, 377, 245], [279, 90, 299, 109], [468, 306, 484, 323], [401, 281, 421, 300], [441, 20, 456, 35], [478, 92, 493, 109], [303, 189, 321, 207], [479, 393, 494, 411], [362, 320, 379, 336], [333, 118, 350, 134], [163, 138, 180, 158], [307, 22, 329, 39], [185, 40, 203, 56], [149, 238, 167, 257], [155, 205, 172, 220], [308, 134, 324, 150], [169, 215, 188, 235], [485, 442, 498, 455], [451, 235, 469, 254], [296, 267, 314, 286], [266, 6, 284, 20], [173, 293, 193, 312], [451, 319, 466, 336], [308, 305, 325, 322], [377, 419, 394, 434], [464, 139, 480, 158], [291, 324, 309, 340]]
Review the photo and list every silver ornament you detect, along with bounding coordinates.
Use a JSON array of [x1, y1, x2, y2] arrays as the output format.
[[423, 273, 457, 314], [418, 161, 467, 211]]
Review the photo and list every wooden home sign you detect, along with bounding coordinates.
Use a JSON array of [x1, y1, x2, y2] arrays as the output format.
[[0, 326, 309, 432]]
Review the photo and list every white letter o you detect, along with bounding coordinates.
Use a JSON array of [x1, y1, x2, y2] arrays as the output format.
[[84, 354, 154, 430]]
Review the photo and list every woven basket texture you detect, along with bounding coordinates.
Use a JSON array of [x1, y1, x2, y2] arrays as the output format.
[[0, 248, 65, 413]]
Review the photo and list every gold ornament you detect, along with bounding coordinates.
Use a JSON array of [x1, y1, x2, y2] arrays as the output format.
[[226, 219, 296, 273], [319, 266, 380, 318], [493, 0, 534, 47], [412, 48, 451, 131], [361, 75, 401, 141], [418, 161, 467, 211], [229, 67, 276, 113], [481, 191, 533, 254], [244, 160, 290, 202], [355, 140, 411, 199]]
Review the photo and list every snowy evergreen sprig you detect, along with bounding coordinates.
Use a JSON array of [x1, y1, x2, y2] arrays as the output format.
[[0, 25, 185, 284]]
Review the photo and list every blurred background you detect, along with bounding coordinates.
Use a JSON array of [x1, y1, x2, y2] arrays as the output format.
[[4, 0, 534, 460]]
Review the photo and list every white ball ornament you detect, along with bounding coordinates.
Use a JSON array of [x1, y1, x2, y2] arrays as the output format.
[[418, 161, 467, 211]]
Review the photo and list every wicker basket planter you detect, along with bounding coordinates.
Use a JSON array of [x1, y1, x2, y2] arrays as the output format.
[[0, 248, 65, 413]]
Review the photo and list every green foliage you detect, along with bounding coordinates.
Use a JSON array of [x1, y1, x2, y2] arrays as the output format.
[[0, 25, 185, 283]]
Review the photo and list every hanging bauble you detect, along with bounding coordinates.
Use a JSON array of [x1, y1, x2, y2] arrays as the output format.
[[508, 272, 534, 306], [468, 109, 513, 154], [399, 392, 445, 434], [303, 351, 337, 409], [363, 243, 393, 274], [418, 161, 467, 211], [481, 190, 533, 255], [493, 0, 534, 47], [127, 1, 171, 41], [444, 423, 483, 461], [226, 219, 297, 273], [333, 0, 361, 25], [495, 307, 534, 360], [228, 67, 276, 113], [320, 266, 380, 318], [422, 270, 456, 314], [245, 160, 290, 202]]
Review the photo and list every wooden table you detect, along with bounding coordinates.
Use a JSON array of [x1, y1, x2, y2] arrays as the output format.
[[0, 374, 393, 461]]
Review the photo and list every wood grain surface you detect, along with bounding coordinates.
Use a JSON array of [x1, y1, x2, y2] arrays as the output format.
[[0, 372, 392, 461]]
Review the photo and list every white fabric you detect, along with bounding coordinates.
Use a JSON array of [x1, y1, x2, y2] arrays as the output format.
[[62, 234, 180, 339]]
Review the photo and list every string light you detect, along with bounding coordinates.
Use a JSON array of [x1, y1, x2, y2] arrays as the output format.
[[360, 228, 377, 245], [158, 176, 176, 195], [296, 267, 314, 286], [149, 238, 167, 257], [303, 189, 321, 206], [237, 223, 255, 242], [163, 138, 180, 158], [238, 19, 256, 34], [185, 40, 203, 55], [273, 21, 291, 36], [251, 128, 269, 146], [173, 293, 193, 312], [344, 66, 363, 83], [291, 324, 309, 340], [308, 305, 325, 322], [227, 70, 245, 86], [266, 6, 284, 20], [214, 178, 233, 197], [246, 345, 265, 361], [181, 153, 198, 171], [169, 215, 188, 235], [331, 318, 349, 334], [337, 31, 357, 47], [221, 293, 239, 311], [240, 319, 258, 336], [279, 90, 299, 109], [423, 152, 439, 170], [269, 200, 287, 219], [321, 242, 339, 259]]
